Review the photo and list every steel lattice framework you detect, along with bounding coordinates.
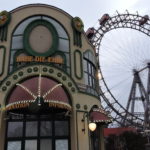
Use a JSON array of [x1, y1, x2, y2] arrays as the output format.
[[91, 11, 150, 129]]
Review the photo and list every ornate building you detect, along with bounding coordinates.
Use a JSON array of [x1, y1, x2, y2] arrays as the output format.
[[0, 4, 112, 150]]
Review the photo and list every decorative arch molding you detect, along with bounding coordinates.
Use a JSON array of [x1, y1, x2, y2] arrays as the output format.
[[0, 65, 78, 106]]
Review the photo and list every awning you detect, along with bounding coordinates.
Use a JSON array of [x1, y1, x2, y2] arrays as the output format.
[[6, 76, 71, 112], [90, 108, 112, 124]]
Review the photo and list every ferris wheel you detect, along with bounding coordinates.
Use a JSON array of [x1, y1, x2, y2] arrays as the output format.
[[86, 11, 150, 129]]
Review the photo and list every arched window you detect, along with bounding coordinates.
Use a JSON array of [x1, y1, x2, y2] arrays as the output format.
[[9, 16, 70, 74], [83, 50, 98, 96]]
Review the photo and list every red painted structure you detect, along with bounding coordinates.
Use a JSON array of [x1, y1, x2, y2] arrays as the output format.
[[104, 127, 137, 137]]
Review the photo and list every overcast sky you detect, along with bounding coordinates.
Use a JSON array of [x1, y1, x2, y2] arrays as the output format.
[[0, 0, 149, 30]]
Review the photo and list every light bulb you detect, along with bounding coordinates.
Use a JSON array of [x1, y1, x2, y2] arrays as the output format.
[[89, 122, 97, 131], [97, 71, 102, 80]]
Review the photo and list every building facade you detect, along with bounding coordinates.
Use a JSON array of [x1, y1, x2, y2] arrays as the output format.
[[0, 4, 112, 150]]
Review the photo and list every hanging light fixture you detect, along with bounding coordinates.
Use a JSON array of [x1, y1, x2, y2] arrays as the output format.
[[89, 122, 97, 131]]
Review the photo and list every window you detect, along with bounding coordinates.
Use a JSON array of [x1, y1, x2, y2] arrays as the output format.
[[7, 141, 21, 150], [83, 50, 98, 96], [5, 113, 70, 150], [9, 15, 70, 74]]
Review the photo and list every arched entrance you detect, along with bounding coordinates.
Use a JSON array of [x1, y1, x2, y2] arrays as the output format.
[[4, 76, 72, 150]]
